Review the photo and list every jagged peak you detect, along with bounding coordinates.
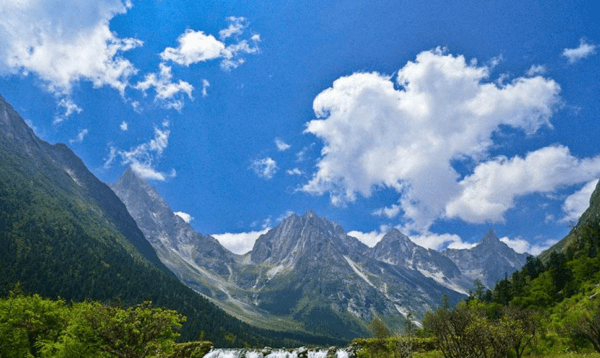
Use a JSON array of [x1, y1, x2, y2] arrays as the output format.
[[373, 228, 414, 252], [302, 209, 317, 219], [116, 166, 149, 187], [479, 229, 500, 246]]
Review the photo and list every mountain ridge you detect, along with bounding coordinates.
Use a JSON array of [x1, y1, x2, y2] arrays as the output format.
[[112, 168, 530, 340], [442, 229, 529, 288]]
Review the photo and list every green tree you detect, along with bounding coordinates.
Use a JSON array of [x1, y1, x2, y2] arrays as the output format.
[[569, 301, 600, 353], [0, 291, 68, 358], [77, 301, 185, 358], [548, 252, 573, 296], [368, 316, 391, 339]]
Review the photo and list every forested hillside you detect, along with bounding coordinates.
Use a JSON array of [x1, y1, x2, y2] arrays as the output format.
[[0, 93, 329, 347], [421, 180, 600, 356]]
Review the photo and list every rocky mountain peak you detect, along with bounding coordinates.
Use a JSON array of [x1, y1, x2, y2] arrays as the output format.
[[479, 229, 500, 246], [442, 229, 529, 288]]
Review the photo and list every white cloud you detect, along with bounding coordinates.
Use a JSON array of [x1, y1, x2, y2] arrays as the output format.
[[500, 236, 558, 256], [446, 241, 477, 250], [69, 128, 89, 144], [220, 38, 260, 71], [412, 232, 465, 251], [275, 138, 291, 151], [303, 48, 561, 232], [135, 63, 194, 111], [446, 146, 600, 223], [286, 168, 303, 176], [130, 163, 176, 181], [219, 16, 247, 40], [201, 79, 210, 98], [174, 211, 193, 223], [213, 228, 269, 255], [54, 98, 83, 124], [0, 0, 141, 95], [347, 230, 386, 248], [161, 29, 225, 66], [250, 157, 278, 180], [120, 121, 128, 131], [563, 38, 597, 64], [160, 17, 260, 71], [104, 121, 175, 181], [561, 179, 599, 223], [372, 204, 401, 219], [526, 64, 546, 76]]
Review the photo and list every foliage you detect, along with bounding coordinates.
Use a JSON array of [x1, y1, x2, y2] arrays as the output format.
[[569, 301, 600, 353], [368, 316, 391, 339], [0, 292, 207, 358], [423, 300, 539, 358], [168, 341, 213, 358], [0, 289, 69, 358]]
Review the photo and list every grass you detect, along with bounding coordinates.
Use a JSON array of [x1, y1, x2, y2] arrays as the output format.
[[412, 352, 600, 358]]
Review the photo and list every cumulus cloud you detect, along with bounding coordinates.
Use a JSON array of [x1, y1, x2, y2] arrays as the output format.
[[563, 38, 597, 64], [174, 211, 193, 223], [500, 236, 558, 256], [160, 17, 260, 71], [561, 179, 599, 223], [0, 0, 141, 95], [213, 228, 269, 255], [446, 146, 600, 223], [161, 30, 225, 66], [303, 48, 562, 231], [347, 230, 386, 248], [250, 157, 278, 180], [69, 129, 89, 144], [120, 121, 128, 131], [104, 120, 175, 181], [275, 138, 291, 151], [134, 64, 194, 111], [412, 232, 466, 251]]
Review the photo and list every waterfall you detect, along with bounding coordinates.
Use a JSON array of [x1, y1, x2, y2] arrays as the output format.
[[203, 347, 352, 358]]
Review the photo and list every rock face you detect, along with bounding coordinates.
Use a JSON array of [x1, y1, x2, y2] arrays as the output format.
[[111, 168, 238, 298], [369, 229, 472, 294], [442, 230, 529, 288]]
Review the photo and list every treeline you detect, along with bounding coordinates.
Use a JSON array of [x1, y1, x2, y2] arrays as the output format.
[[353, 202, 600, 357], [419, 212, 600, 357], [0, 289, 212, 358]]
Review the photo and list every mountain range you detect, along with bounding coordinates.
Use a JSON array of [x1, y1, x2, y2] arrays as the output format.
[[0, 90, 531, 343], [112, 168, 529, 340]]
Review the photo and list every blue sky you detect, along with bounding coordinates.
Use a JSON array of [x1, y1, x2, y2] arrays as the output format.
[[1, 0, 599, 255]]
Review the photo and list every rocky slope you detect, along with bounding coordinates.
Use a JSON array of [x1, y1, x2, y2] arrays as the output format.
[[112, 170, 478, 340], [442, 230, 529, 288]]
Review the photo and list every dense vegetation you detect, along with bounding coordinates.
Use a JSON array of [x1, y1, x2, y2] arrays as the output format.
[[0, 289, 213, 357], [351, 181, 600, 357]]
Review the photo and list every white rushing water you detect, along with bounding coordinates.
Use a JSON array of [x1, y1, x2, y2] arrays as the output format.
[[204, 348, 351, 358]]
